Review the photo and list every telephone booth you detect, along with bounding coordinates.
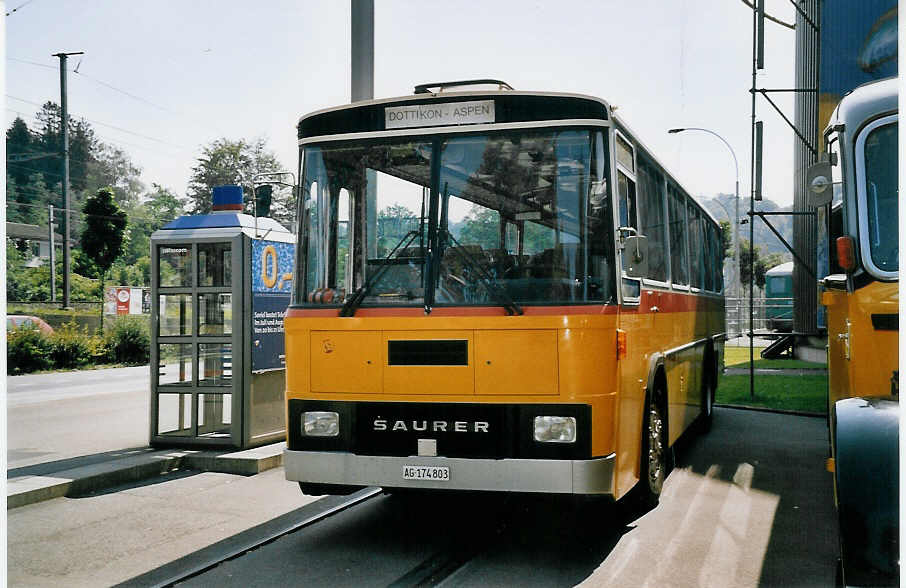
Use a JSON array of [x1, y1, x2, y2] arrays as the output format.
[[149, 185, 294, 449]]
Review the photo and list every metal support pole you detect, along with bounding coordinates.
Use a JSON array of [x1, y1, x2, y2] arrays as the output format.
[[734, 178, 740, 298], [350, 0, 374, 103], [53, 51, 83, 309], [749, 2, 757, 398], [48, 205, 56, 302], [351, 0, 377, 287]]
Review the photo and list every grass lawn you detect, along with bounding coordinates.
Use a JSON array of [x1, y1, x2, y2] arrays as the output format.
[[716, 374, 827, 414], [724, 346, 826, 370]]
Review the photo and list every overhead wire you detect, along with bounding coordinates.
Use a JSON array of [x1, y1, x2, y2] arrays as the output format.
[[5, 0, 37, 17], [6, 94, 189, 150], [7, 108, 187, 162], [8, 56, 177, 113], [6, 199, 134, 222]]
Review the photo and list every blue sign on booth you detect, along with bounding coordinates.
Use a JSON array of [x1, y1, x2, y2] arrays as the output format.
[[251, 240, 295, 371]]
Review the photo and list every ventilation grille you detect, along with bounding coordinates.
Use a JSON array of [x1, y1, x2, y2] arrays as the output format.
[[387, 340, 468, 366]]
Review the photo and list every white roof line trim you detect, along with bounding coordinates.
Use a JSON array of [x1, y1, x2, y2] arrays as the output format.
[[297, 90, 611, 126], [297, 119, 612, 146]]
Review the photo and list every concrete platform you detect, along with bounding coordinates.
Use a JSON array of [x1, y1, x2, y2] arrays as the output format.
[[7, 442, 285, 510]]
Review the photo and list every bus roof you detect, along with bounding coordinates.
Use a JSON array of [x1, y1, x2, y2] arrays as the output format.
[[765, 261, 794, 276], [297, 87, 719, 227], [827, 77, 897, 136], [297, 90, 610, 140]]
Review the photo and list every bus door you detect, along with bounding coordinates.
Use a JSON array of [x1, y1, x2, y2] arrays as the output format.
[[614, 134, 654, 496]]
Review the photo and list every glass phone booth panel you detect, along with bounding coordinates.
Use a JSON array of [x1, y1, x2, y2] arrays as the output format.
[[152, 238, 239, 446], [151, 212, 292, 449]]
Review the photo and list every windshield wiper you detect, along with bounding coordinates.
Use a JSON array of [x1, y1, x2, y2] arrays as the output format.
[[340, 230, 420, 317], [439, 229, 523, 316]]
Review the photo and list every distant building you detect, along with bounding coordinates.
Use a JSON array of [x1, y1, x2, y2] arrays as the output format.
[[6, 222, 65, 267]]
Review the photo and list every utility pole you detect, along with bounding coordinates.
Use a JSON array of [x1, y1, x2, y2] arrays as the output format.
[[351, 1, 378, 263], [350, 0, 374, 102], [48, 205, 56, 302], [53, 51, 83, 309]]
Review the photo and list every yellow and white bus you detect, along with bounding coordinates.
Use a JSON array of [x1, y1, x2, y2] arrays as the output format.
[[284, 80, 724, 504], [812, 77, 898, 586]]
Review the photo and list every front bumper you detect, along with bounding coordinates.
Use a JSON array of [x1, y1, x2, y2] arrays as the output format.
[[284, 450, 615, 495]]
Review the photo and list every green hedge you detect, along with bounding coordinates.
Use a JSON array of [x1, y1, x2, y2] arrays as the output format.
[[7, 315, 150, 374], [8, 327, 54, 374], [106, 315, 150, 365]]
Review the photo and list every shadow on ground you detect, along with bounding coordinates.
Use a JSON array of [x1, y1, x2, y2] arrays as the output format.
[[7, 446, 157, 479]]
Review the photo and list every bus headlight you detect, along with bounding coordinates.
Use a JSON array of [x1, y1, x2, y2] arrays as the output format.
[[533, 416, 577, 443], [303, 411, 339, 436]]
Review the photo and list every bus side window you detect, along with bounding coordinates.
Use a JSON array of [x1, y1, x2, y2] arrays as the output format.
[[637, 157, 667, 282], [712, 222, 724, 292], [703, 215, 714, 291], [668, 185, 689, 286], [617, 171, 637, 230], [615, 132, 637, 232], [336, 188, 353, 293], [687, 202, 703, 289]]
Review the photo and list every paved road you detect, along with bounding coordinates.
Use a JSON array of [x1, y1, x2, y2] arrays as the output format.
[[7, 366, 150, 469], [7, 407, 836, 587], [179, 408, 838, 587]]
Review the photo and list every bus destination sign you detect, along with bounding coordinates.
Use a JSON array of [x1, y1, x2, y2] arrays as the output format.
[[385, 100, 495, 130]]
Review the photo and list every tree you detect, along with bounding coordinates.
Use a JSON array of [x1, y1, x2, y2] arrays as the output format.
[[121, 184, 186, 265], [739, 239, 786, 291], [32, 101, 96, 192], [5, 172, 48, 225], [377, 204, 419, 254], [719, 220, 733, 258], [86, 143, 143, 208], [186, 137, 292, 225], [68, 118, 98, 192], [82, 188, 128, 325], [457, 205, 499, 247], [6, 116, 34, 186]]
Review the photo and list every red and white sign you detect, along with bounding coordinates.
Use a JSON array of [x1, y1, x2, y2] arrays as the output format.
[[116, 288, 131, 314], [106, 286, 152, 315]]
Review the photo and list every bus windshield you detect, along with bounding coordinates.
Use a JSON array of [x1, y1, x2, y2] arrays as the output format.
[[861, 120, 898, 274], [297, 129, 616, 309]]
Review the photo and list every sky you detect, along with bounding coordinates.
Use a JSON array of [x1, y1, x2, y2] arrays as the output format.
[[5, 0, 799, 209]]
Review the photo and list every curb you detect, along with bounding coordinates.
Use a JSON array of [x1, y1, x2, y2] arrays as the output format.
[[723, 367, 827, 376], [7, 442, 286, 510]]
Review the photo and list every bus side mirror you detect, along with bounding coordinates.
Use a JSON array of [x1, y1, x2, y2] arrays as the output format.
[[623, 235, 648, 278], [807, 161, 833, 207]]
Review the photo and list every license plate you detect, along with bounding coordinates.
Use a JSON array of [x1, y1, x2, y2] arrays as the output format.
[[403, 465, 450, 481]]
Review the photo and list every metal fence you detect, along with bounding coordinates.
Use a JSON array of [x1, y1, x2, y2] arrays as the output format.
[[725, 297, 794, 337]]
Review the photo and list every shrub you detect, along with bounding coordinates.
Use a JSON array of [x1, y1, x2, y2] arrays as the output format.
[[8, 327, 53, 374], [49, 320, 93, 369], [105, 315, 150, 365], [87, 333, 112, 364]]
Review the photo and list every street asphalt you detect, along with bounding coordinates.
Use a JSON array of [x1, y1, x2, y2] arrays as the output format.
[[6, 365, 838, 587], [7, 405, 838, 587]]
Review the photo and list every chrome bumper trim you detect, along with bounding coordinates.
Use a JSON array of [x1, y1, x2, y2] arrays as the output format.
[[284, 450, 615, 495]]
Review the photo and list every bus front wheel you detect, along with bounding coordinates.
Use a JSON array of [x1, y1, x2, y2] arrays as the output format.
[[637, 389, 667, 508]]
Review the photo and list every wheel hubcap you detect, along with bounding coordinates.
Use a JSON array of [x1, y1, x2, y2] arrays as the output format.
[[648, 404, 664, 490]]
